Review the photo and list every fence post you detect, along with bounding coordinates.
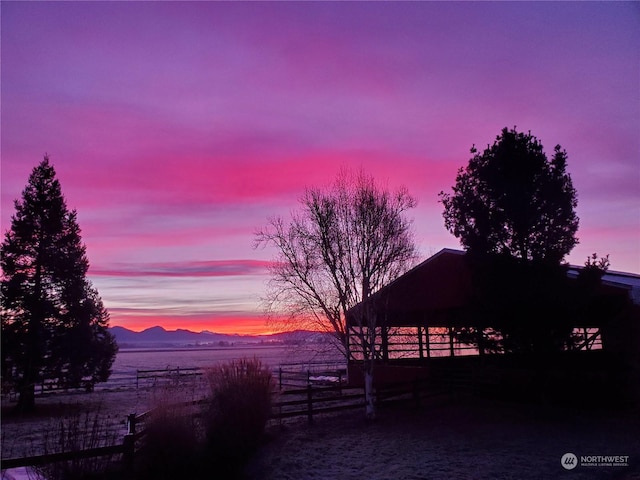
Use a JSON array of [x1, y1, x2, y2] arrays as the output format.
[[123, 433, 135, 473], [306, 384, 313, 424], [279, 367, 282, 390], [127, 413, 137, 435], [307, 369, 311, 386], [123, 412, 137, 474]]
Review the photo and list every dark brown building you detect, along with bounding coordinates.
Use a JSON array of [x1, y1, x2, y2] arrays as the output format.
[[346, 249, 639, 403]]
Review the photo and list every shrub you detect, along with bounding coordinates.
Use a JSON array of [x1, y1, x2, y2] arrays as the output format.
[[203, 358, 273, 469], [135, 388, 200, 480]]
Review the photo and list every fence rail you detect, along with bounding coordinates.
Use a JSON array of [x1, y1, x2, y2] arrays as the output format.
[[1, 376, 137, 401], [272, 377, 451, 423], [1, 444, 126, 470], [277, 362, 346, 389], [135, 366, 203, 389], [1, 362, 347, 401]]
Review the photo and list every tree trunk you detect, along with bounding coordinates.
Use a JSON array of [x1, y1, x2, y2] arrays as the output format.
[[16, 383, 36, 413], [364, 361, 376, 420]]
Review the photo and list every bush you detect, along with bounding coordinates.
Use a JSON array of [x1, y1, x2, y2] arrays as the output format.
[[136, 389, 200, 480], [203, 358, 273, 469]]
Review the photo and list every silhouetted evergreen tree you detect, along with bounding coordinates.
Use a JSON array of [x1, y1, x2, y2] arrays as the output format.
[[440, 128, 581, 354], [440, 127, 579, 264], [1, 157, 117, 411], [459, 255, 578, 354]]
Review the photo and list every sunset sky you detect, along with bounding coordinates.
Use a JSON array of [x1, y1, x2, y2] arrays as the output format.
[[2, 2, 638, 335]]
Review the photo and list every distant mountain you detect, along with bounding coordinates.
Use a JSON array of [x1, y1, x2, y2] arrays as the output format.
[[108, 326, 330, 348]]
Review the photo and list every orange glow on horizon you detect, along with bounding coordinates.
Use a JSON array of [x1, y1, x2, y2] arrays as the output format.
[[109, 315, 291, 336]]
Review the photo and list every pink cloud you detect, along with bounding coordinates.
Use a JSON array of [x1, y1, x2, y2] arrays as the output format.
[[27, 126, 458, 217], [3, 104, 458, 244], [90, 259, 271, 278]]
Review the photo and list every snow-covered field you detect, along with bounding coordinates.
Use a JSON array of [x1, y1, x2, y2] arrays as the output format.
[[1, 343, 343, 480], [2, 344, 341, 457], [248, 397, 640, 480], [3, 386, 640, 480]]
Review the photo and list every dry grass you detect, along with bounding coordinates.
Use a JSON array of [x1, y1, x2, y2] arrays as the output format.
[[26, 405, 121, 480]]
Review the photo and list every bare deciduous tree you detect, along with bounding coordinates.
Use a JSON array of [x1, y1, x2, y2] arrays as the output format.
[[255, 168, 417, 418]]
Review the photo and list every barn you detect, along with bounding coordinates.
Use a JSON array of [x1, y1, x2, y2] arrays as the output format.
[[345, 249, 640, 403]]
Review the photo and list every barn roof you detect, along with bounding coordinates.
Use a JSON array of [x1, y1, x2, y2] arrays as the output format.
[[346, 248, 638, 329], [568, 267, 640, 306], [346, 248, 474, 328]]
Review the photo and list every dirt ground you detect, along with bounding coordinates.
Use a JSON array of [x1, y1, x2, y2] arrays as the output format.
[[247, 397, 640, 480]]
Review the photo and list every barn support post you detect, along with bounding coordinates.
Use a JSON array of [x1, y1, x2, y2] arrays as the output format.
[[478, 327, 485, 356], [381, 327, 389, 362], [449, 326, 455, 357]]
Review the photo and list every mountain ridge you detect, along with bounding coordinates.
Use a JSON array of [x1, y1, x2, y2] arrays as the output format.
[[109, 325, 328, 348]]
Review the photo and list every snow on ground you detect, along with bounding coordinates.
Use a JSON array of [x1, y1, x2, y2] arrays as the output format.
[[3, 384, 640, 480], [1, 377, 208, 460], [248, 397, 640, 480]]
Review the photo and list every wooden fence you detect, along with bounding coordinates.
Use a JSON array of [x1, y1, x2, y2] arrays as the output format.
[[134, 362, 347, 390], [1, 409, 150, 472], [2, 409, 160, 475], [1, 376, 136, 401], [277, 362, 347, 389], [1, 378, 449, 473], [0, 363, 346, 401], [135, 366, 203, 389]]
